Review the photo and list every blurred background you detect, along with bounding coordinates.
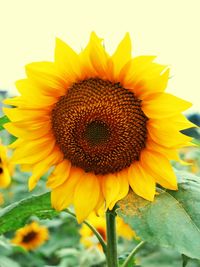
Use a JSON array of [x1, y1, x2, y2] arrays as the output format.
[[0, 0, 200, 113]]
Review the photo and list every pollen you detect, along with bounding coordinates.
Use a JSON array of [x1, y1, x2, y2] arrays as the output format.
[[51, 78, 148, 174]]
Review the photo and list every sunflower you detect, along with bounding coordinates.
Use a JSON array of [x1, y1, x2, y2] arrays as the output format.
[[179, 147, 200, 174], [117, 216, 138, 241], [3, 33, 194, 223], [80, 213, 136, 249], [0, 141, 12, 188], [11, 221, 49, 250], [80, 213, 107, 249], [0, 192, 4, 205]]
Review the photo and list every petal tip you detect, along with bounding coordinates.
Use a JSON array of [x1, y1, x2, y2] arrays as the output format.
[[28, 181, 36, 191]]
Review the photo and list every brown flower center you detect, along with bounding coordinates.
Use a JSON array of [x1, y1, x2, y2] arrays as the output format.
[[96, 227, 106, 241], [0, 167, 3, 174], [22, 231, 37, 243], [51, 78, 148, 175]]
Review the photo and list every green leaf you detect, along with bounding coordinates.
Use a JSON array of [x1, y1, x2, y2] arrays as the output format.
[[140, 245, 183, 267], [0, 116, 10, 131], [0, 192, 59, 235], [117, 171, 200, 259], [0, 256, 21, 267]]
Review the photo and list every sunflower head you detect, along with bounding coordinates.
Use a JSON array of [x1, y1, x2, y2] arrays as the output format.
[[11, 222, 49, 250], [3, 32, 194, 222], [51, 77, 148, 175], [0, 142, 12, 188]]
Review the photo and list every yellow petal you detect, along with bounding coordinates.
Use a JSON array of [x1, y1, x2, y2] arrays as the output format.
[[16, 78, 65, 99], [168, 114, 197, 130], [15, 79, 41, 97], [128, 162, 155, 201], [139, 68, 170, 99], [101, 173, 120, 210], [147, 120, 193, 148], [120, 55, 156, 83], [46, 160, 71, 189], [54, 38, 81, 82], [10, 120, 51, 131], [28, 147, 63, 190], [4, 122, 51, 140], [0, 168, 11, 188], [3, 97, 24, 107], [8, 138, 23, 149], [79, 39, 97, 79], [51, 167, 84, 211], [111, 33, 132, 79], [149, 115, 196, 134], [146, 139, 179, 161], [109, 169, 129, 208], [20, 164, 33, 172], [28, 162, 51, 191], [140, 149, 177, 190], [11, 95, 58, 109], [89, 32, 109, 78], [178, 159, 193, 166], [3, 108, 50, 123], [142, 93, 192, 119], [26, 61, 66, 92], [11, 137, 55, 164], [74, 172, 100, 223], [119, 56, 169, 96], [94, 188, 105, 215]]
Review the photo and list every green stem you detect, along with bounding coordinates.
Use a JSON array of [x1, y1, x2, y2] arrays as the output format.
[[83, 219, 107, 254], [122, 241, 146, 267], [106, 207, 118, 267], [65, 209, 107, 254], [182, 254, 189, 267]]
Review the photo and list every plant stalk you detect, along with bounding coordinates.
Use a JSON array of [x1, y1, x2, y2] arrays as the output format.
[[122, 241, 146, 267], [106, 207, 118, 267]]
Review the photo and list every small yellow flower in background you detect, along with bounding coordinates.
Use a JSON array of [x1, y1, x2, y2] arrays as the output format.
[[80, 213, 106, 250], [80, 213, 137, 250], [11, 221, 49, 250], [0, 142, 12, 188], [179, 147, 200, 174], [3, 33, 194, 223], [117, 217, 139, 241], [0, 192, 4, 205]]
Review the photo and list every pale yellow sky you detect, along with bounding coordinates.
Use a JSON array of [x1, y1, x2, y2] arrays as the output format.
[[0, 0, 199, 112]]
